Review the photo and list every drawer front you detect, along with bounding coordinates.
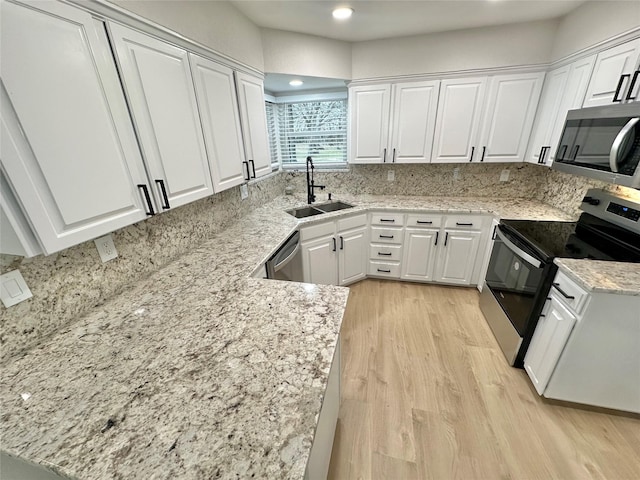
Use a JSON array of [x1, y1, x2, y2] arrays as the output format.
[[406, 214, 442, 228], [370, 227, 404, 244], [369, 244, 402, 261], [337, 213, 367, 232], [369, 261, 401, 278], [371, 212, 405, 226], [444, 215, 483, 230], [552, 270, 589, 314], [300, 221, 335, 241]]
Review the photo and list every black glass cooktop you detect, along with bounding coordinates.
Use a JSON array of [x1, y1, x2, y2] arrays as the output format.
[[501, 213, 640, 263]]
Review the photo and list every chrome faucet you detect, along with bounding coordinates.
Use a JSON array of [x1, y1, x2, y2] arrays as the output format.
[[306, 156, 325, 204]]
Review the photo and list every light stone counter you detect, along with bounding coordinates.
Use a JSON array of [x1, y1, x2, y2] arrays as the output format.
[[555, 259, 640, 296], [0, 194, 578, 479]]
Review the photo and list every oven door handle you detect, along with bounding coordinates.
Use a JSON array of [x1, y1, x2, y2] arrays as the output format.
[[495, 227, 542, 268], [610, 117, 639, 173]]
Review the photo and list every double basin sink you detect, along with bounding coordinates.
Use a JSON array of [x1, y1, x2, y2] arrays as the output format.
[[287, 201, 354, 218]]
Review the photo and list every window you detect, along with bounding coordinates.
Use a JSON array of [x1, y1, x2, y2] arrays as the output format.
[[265, 96, 348, 169], [265, 101, 280, 170]]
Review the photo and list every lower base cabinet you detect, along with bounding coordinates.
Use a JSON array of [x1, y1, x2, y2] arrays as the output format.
[[434, 230, 482, 285], [401, 228, 439, 281]]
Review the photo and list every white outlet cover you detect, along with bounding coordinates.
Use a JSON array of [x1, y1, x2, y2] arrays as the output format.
[[240, 184, 249, 200], [387, 170, 395, 181], [94, 234, 118, 263], [453, 168, 460, 180], [0, 269, 32, 308], [500, 169, 510, 182]]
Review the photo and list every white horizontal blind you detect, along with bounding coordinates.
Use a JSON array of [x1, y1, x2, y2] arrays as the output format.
[[265, 101, 280, 169], [272, 99, 347, 167]]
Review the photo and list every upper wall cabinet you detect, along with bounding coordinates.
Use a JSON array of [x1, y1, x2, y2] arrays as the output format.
[[235, 72, 273, 179], [431, 77, 487, 163], [582, 39, 640, 107], [349, 81, 439, 164], [189, 54, 247, 191], [526, 55, 595, 166], [0, 0, 152, 255], [108, 22, 214, 210]]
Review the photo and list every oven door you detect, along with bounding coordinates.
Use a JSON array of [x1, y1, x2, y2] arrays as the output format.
[[485, 226, 547, 336]]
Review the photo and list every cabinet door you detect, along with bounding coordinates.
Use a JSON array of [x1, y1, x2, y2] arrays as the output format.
[[0, 0, 150, 255], [525, 66, 570, 165], [524, 294, 577, 395], [338, 226, 368, 286], [401, 228, 439, 282], [479, 72, 544, 163], [435, 230, 481, 285], [301, 235, 338, 286], [390, 81, 440, 163], [190, 54, 247, 192], [235, 72, 272, 178], [108, 22, 213, 210], [582, 39, 640, 107], [348, 85, 391, 163], [431, 77, 487, 163]]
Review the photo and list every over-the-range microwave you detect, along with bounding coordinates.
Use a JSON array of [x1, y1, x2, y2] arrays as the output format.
[[552, 103, 640, 188]]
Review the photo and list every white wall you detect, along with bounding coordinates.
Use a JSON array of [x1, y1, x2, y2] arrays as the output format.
[[352, 19, 559, 80], [261, 28, 351, 79], [109, 0, 264, 70], [551, 1, 640, 61]]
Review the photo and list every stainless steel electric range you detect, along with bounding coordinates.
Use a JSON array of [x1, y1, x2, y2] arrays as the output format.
[[480, 188, 640, 367]]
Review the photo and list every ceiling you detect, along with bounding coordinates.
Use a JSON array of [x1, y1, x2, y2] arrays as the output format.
[[230, 0, 585, 43], [264, 73, 347, 94]]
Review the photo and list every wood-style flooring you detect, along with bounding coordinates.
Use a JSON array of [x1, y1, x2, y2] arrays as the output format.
[[328, 279, 640, 480]]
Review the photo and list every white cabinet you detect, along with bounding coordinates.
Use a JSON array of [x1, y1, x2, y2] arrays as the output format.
[[434, 230, 482, 285], [348, 81, 439, 164], [431, 77, 487, 163], [190, 54, 247, 191], [235, 72, 272, 179], [0, 0, 151, 255], [108, 23, 214, 210], [301, 233, 339, 286], [524, 292, 577, 395], [401, 228, 439, 282], [479, 72, 545, 163], [338, 226, 368, 285], [583, 39, 640, 107]]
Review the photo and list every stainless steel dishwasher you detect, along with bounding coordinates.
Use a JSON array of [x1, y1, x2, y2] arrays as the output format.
[[265, 231, 303, 281]]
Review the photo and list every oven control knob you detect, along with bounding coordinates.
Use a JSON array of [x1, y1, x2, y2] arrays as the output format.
[[582, 196, 600, 206]]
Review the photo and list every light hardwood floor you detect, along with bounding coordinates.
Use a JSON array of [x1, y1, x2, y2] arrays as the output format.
[[328, 279, 640, 480]]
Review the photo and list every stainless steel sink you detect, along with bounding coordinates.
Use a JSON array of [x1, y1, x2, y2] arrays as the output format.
[[287, 201, 355, 218]]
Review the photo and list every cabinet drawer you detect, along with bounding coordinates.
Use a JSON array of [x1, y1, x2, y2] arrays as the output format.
[[369, 261, 401, 278], [444, 215, 483, 230], [300, 221, 334, 241], [369, 244, 402, 261], [370, 227, 404, 244], [337, 213, 367, 232], [551, 270, 589, 314], [406, 214, 441, 228], [371, 212, 404, 226]]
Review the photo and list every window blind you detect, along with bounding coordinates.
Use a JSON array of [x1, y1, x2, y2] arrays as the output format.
[[265, 101, 280, 169]]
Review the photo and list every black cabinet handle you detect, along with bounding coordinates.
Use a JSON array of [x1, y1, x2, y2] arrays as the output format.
[[378, 252, 392, 256], [380, 219, 395, 223], [613, 74, 630, 102], [242, 160, 250, 181], [492, 225, 497, 240], [416, 220, 433, 224], [626, 70, 640, 101], [470, 146, 475, 162], [332, 237, 336, 252], [444, 232, 449, 246], [155, 179, 170, 210], [383, 148, 387, 163], [434, 231, 439, 246], [456, 222, 473, 226], [480, 146, 486, 162], [137, 184, 155, 216], [559, 145, 568, 160], [539, 146, 550, 164], [377, 268, 391, 273], [571, 145, 580, 160], [340, 236, 344, 250], [379, 235, 394, 239], [249, 159, 256, 178], [552, 282, 575, 300], [392, 148, 396, 163]]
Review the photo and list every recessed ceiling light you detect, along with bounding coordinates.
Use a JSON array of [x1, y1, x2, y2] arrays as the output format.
[[289, 79, 303, 87], [332, 7, 353, 20]]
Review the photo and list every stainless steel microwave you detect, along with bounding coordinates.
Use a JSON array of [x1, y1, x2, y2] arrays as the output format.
[[552, 103, 640, 188]]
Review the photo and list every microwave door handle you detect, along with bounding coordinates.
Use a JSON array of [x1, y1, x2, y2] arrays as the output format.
[[495, 227, 542, 269], [610, 117, 640, 173]]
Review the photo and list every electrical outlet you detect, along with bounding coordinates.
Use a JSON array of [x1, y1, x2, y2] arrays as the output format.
[[94, 234, 118, 263], [387, 170, 395, 182], [500, 169, 510, 182], [240, 184, 249, 200], [0, 269, 32, 308], [453, 168, 460, 181]]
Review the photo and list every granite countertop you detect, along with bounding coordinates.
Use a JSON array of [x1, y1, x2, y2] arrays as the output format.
[[0, 194, 580, 479], [555, 259, 640, 296]]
